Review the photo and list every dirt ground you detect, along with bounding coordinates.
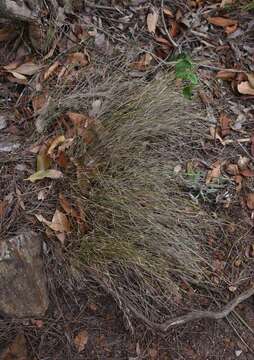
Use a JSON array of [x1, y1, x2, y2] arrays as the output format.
[[1, 0, 254, 359]]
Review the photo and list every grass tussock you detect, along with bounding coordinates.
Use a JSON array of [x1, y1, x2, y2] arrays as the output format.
[[64, 73, 227, 323]]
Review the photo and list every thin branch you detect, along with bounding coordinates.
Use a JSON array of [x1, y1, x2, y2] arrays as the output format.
[[128, 286, 254, 332], [161, 0, 179, 48]]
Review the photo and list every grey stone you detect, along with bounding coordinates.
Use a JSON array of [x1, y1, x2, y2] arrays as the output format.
[[0, 115, 7, 130], [0, 230, 49, 317], [0, 141, 20, 152]]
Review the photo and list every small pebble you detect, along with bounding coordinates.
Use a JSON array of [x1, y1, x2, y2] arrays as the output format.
[[235, 349, 242, 357]]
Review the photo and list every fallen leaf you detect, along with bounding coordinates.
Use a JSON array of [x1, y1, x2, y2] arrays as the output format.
[[154, 36, 171, 47], [67, 51, 90, 67], [13, 62, 41, 76], [32, 92, 48, 112], [209, 126, 225, 145], [228, 285, 237, 292], [219, 113, 231, 137], [43, 60, 60, 81], [0, 26, 16, 42], [37, 190, 47, 200], [251, 133, 254, 157], [0, 200, 7, 217], [35, 209, 70, 233], [240, 169, 254, 177], [234, 175, 242, 192], [74, 329, 89, 352], [147, 8, 159, 33], [174, 164, 182, 174], [7, 70, 27, 81], [163, 7, 174, 17], [216, 70, 236, 80], [51, 209, 70, 232], [37, 153, 51, 171], [26, 169, 63, 182], [246, 72, 254, 88], [206, 161, 221, 184], [59, 194, 80, 219], [226, 163, 239, 175], [66, 111, 89, 126], [237, 81, 254, 95], [129, 53, 153, 71], [238, 156, 249, 170], [148, 348, 158, 359], [246, 193, 254, 210], [56, 232, 66, 244], [208, 17, 237, 28], [47, 135, 66, 155], [170, 21, 179, 38], [225, 23, 237, 34]]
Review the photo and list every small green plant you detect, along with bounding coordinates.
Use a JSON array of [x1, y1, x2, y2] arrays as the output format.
[[175, 54, 199, 99], [243, 1, 254, 10]]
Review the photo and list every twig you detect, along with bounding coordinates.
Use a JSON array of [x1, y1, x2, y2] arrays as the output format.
[[128, 286, 254, 332], [161, 0, 179, 48], [87, 268, 254, 332]]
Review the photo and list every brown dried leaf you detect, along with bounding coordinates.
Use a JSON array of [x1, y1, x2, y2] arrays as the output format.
[[246, 72, 254, 88], [216, 70, 236, 80], [225, 23, 238, 34], [66, 111, 88, 126], [209, 126, 225, 145], [43, 61, 60, 81], [47, 135, 66, 155], [237, 81, 254, 95], [163, 7, 174, 17], [7, 70, 27, 81], [147, 8, 159, 33], [14, 62, 41, 76], [238, 156, 249, 170], [67, 51, 90, 66], [226, 164, 239, 175], [59, 193, 80, 219], [37, 153, 51, 171], [0, 26, 16, 42], [208, 17, 237, 27], [206, 161, 221, 185], [240, 169, 254, 177], [35, 210, 70, 233], [51, 209, 70, 233], [74, 329, 89, 353], [246, 193, 254, 210], [219, 113, 231, 137], [26, 169, 63, 182], [32, 92, 48, 112], [0, 200, 7, 217], [129, 53, 153, 71], [251, 133, 254, 157]]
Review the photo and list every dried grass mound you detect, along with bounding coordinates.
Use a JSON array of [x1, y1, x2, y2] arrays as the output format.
[[71, 74, 225, 326]]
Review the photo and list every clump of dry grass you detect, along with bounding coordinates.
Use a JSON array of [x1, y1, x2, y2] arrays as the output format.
[[64, 73, 228, 325]]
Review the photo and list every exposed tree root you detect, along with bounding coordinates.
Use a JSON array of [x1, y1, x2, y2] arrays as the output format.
[[128, 286, 254, 332]]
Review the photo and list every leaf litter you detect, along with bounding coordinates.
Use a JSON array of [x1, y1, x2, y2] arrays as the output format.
[[1, 0, 254, 358]]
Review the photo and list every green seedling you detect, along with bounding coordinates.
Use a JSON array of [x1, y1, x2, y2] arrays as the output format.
[[175, 54, 199, 99]]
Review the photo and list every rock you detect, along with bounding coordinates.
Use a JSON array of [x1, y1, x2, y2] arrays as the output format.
[[0, 141, 20, 152], [0, 230, 49, 317], [0, 115, 7, 130]]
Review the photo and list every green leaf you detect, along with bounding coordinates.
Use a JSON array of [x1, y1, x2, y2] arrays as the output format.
[[183, 85, 193, 99]]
